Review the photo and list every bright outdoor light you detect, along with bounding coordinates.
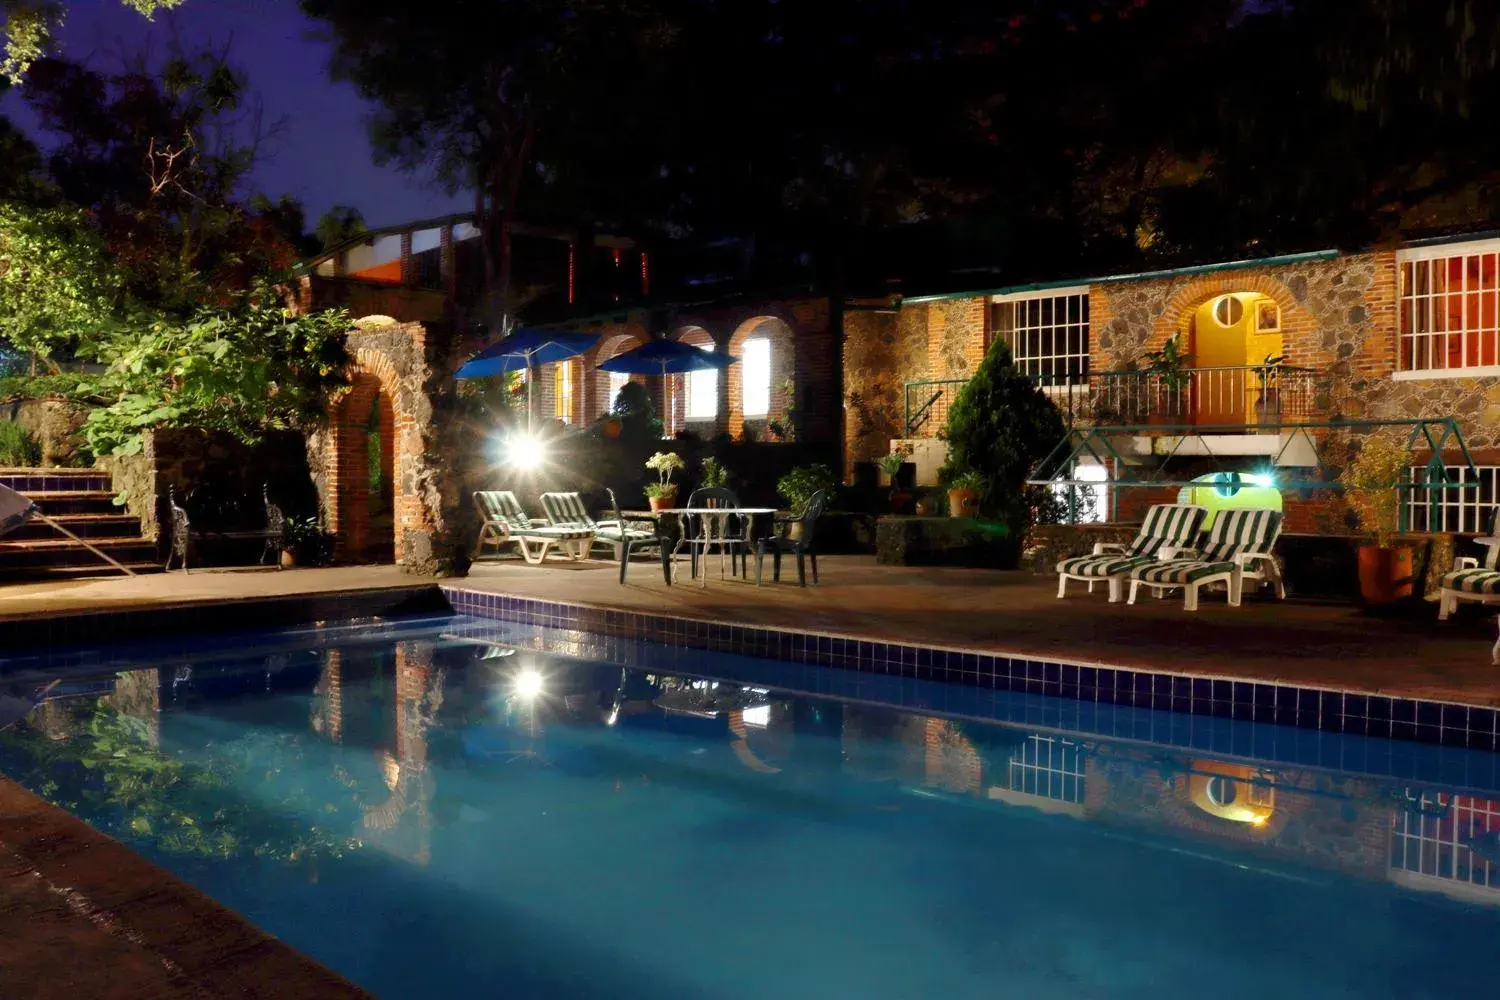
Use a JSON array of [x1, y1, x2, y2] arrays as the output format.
[[515, 668, 544, 699], [504, 433, 547, 470]]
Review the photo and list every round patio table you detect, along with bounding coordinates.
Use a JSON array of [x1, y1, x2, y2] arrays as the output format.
[[623, 508, 778, 585]]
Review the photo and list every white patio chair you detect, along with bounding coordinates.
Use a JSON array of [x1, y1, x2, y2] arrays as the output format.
[[1438, 506, 1500, 621], [1055, 504, 1207, 602], [472, 490, 593, 565], [1127, 507, 1285, 611]]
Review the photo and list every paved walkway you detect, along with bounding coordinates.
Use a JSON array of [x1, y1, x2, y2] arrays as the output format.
[[457, 556, 1500, 706], [0, 565, 430, 621]]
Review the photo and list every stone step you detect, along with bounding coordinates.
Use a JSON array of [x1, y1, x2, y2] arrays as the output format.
[[0, 469, 112, 494], [5, 513, 144, 541], [0, 561, 164, 581], [24, 491, 122, 517], [0, 535, 160, 570]]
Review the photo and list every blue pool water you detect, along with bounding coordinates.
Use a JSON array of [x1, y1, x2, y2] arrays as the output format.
[[1, 614, 1498, 999]]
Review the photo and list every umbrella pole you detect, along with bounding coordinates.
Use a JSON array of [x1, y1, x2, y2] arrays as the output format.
[[526, 353, 536, 434]]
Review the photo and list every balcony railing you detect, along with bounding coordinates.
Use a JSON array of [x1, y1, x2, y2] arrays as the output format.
[[902, 364, 1322, 437]]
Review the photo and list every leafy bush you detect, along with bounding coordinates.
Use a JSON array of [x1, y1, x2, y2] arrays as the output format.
[[777, 463, 839, 514], [939, 341, 1065, 532], [699, 456, 730, 488], [284, 515, 335, 566], [613, 381, 663, 441], [947, 470, 986, 492], [0, 420, 41, 466], [0, 370, 91, 401], [1340, 434, 1412, 548], [78, 295, 349, 457]]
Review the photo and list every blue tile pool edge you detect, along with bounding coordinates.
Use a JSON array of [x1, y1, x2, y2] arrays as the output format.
[[439, 585, 1500, 754]]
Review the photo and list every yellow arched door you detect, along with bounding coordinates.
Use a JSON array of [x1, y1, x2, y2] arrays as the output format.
[[1190, 294, 1283, 428]]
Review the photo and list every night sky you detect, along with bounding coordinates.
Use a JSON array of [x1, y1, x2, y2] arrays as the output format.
[[0, 0, 468, 227]]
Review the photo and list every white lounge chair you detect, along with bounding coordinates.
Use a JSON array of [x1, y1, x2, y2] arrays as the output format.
[[1127, 507, 1285, 611], [540, 489, 664, 582], [472, 490, 593, 565], [1055, 504, 1208, 602], [1438, 507, 1500, 621]]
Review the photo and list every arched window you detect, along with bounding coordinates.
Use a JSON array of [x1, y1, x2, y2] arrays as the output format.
[[553, 361, 574, 422], [686, 345, 717, 420], [741, 338, 771, 417], [607, 371, 630, 411]]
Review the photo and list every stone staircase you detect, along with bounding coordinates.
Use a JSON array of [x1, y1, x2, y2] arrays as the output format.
[[0, 468, 162, 578]]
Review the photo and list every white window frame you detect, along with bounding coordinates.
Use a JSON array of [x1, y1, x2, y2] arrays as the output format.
[[1006, 735, 1086, 805], [553, 361, 574, 422], [607, 371, 630, 411], [741, 337, 772, 417], [1391, 790, 1499, 893], [1396, 239, 1500, 375], [1406, 464, 1499, 534], [685, 344, 717, 420], [990, 285, 1091, 388]]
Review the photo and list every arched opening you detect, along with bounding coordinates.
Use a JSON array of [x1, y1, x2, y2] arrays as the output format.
[[334, 373, 397, 563], [728, 316, 796, 440], [1182, 291, 1283, 426], [669, 326, 716, 436], [592, 333, 648, 423]]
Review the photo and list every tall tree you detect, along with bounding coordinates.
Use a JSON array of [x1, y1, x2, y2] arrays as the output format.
[[301, 0, 682, 325], [21, 46, 295, 309], [314, 204, 366, 251], [1, 0, 186, 82]]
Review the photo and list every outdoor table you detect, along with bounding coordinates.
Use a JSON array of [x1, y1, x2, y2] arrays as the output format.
[[624, 507, 778, 584]]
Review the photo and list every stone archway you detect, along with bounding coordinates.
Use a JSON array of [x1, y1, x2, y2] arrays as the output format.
[[321, 317, 472, 574], [668, 325, 717, 436]]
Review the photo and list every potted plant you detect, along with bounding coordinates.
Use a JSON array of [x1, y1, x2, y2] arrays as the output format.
[[1142, 333, 1194, 423], [1340, 434, 1414, 605], [946, 471, 985, 518], [876, 451, 912, 513], [776, 463, 839, 538], [644, 451, 686, 511], [281, 515, 332, 569]]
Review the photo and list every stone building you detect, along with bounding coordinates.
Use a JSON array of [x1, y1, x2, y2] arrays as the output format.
[[843, 233, 1500, 534]]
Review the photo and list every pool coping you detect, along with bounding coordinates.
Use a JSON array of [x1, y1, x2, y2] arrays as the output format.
[[0, 777, 370, 998], [441, 585, 1500, 754], [0, 584, 449, 654]]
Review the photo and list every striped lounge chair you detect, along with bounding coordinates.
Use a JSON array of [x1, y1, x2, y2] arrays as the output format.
[[1438, 507, 1500, 622], [540, 490, 664, 582], [1127, 507, 1285, 611], [1055, 504, 1207, 603], [471, 490, 594, 565]]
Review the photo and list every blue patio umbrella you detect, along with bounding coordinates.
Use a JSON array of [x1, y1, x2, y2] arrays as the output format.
[[597, 337, 738, 378], [455, 327, 601, 430]]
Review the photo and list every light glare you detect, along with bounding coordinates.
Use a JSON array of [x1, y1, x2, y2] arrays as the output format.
[[504, 433, 547, 470], [515, 668, 543, 699]]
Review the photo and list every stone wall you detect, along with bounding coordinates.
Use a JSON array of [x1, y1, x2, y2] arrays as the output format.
[[2, 397, 92, 467], [842, 299, 931, 475], [326, 318, 473, 575]]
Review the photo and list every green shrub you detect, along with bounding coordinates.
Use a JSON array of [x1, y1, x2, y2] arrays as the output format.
[[0, 421, 42, 467], [939, 341, 1065, 535], [0, 371, 90, 401], [699, 456, 730, 488], [777, 463, 839, 514]]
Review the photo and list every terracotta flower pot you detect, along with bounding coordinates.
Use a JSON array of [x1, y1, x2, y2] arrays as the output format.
[[279, 548, 297, 570], [889, 490, 912, 515], [1356, 544, 1413, 605], [648, 492, 677, 512], [948, 488, 980, 518], [601, 418, 623, 439]]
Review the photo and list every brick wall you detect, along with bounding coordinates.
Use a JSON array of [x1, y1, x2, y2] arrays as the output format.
[[559, 296, 838, 451]]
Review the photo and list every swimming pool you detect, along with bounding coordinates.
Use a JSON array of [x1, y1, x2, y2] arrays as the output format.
[[1, 614, 1497, 999]]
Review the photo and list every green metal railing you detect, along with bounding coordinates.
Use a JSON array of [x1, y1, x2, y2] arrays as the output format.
[[902, 364, 1321, 438]]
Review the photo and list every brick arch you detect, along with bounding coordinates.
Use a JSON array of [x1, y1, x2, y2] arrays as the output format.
[[727, 315, 796, 440], [667, 325, 717, 436], [1149, 273, 1319, 369], [588, 330, 649, 422], [324, 318, 454, 569]]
